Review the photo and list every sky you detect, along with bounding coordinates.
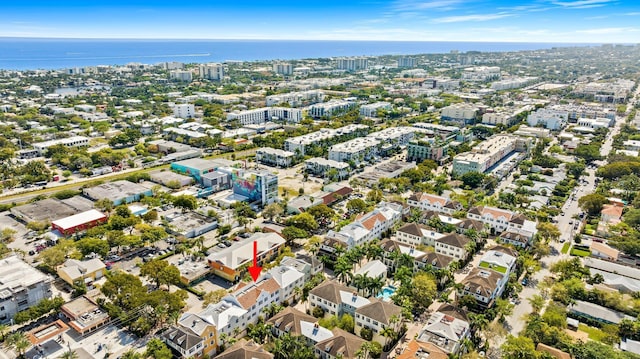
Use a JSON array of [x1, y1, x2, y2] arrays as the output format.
[[1, 0, 640, 42]]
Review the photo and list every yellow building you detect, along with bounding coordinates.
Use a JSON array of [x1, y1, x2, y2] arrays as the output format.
[[57, 258, 106, 286]]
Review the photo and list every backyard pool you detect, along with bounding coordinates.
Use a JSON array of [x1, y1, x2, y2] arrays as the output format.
[[377, 285, 397, 301]]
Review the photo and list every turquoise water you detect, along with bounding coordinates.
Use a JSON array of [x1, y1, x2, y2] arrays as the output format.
[[377, 286, 397, 301]]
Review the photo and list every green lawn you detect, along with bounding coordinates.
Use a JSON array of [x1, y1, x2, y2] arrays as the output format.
[[478, 261, 507, 273], [570, 248, 591, 257], [561, 242, 571, 254], [578, 324, 608, 342]]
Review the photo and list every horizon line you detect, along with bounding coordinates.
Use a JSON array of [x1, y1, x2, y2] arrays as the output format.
[[0, 36, 619, 44]]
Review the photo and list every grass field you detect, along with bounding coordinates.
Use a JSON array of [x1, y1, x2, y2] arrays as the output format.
[[578, 324, 608, 342], [570, 248, 591, 257], [561, 242, 571, 254], [479, 262, 507, 273]]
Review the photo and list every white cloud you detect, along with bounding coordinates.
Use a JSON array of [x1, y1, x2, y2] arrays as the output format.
[[392, 0, 463, 11], [576, 27, 639, 34], [432, 12, 513, 23], [551, 0, 614, 9]]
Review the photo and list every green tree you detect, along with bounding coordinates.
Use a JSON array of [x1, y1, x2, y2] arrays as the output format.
[[281, 226, 308, 245], [286, 212, 318, 232], [4, 332, 31, 357], [75, 237, 110, 257], [347, 198, 368, 213], [460, 171, 486, 188], [262, 203, 284, 222], [144, 338, 172, 359], [412, 272, 438, 310], [203, 289, 228, 306], [339, 313, 355, 333], [578, 193, 608, 217], [500, 335, 538, 359], [366, 189, 384, 204], [140, 259, 181, 289], [172, 195, 198, 211]]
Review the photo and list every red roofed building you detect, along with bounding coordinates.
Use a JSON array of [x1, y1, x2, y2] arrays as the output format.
[[51, 209, 107, 236]]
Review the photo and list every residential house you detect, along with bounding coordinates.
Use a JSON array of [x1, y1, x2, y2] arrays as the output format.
[[598, 204, 623, 236], [161, 326, 207, 358], [457, 268, 507, 308], [267, 307, 334, 346], [498, 230, 533, 249], [397, 340, 448, 359], [590, 242, 620, 262], [309, 280, 370, 317], [435, 233, 471, 260], [325, 202, 403, 248], [280, 255, 323, 282], [478, 248, 517, 275], [354, 299, 403, 345], [467, 206, 537, 237], [455, 218, 487, 235], [417, 310, 471, 355], [354, 260, 387, 281], [407, 192, 463, 215], [378, 238, 453, 273], [396, 222, 445, 247], [266, 265, 305, 303], [213, 339, 273, 359], [57, 258, 106, 286], [315, 328, 367, 359]]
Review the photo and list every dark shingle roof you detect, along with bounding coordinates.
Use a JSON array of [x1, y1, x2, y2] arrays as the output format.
[[266, 307, 316, 337], [315, 328, 366, 359], [214, 339, 273, 359], [397, 223, 424, 237], [161, 326, 201, 352], [355, 299, 402, 325], [436, 233, 470, 248], [309, 280, 353, 304]]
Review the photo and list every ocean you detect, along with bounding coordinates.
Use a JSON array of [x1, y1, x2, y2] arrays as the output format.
[[0, 38, 597, 71]]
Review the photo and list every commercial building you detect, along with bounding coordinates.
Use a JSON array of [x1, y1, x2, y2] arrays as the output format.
[[576, 117, 613, 129], [60, 296, 110, 335], [170, 70, 193, 82], [308, 100, 357, 119], [407, 139, 449, 163], [207, 232, 285, 281], [83, 180, 153, 205], [272, 62, 293, 75], [397, 57, 417, 68], [0, 256, 52, 323], [32, 136, 89, 155], [199, 63, 224, 81], [328, 137, 380, 164], [255, 148, 295, 168], [173, 104, 195, 119], [51, 209, 107, 236], [226, 107, 302, 125], [440, 103, 479, 125], [452, 134, 530, 176], [481, 112, 515, 126], [527, 108, 569, 130], [217, 167, 279, 206], [513, 126, 551, 138], [170, 158, 233, 185], [10, 196, 94, 224], [336, 57, 368, 71], [304, 158, 351, 179], [265, 90, 325, 107], [164, 211, 218, 238], [490, 77, 537, 90], [367, 126, 416, 150], [57, 258, 106, 286], [284, 124, 368, 156], [149, 171, 194, 188], [360, 102, 392, 117]]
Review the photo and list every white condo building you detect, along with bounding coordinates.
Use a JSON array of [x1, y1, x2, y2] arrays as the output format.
[[255, 148, 295, 168], [452, 134, 528, 176], [304, 158, 351, 179], [32, 136, 89, 155], [199, 63, 225, 81], [284, 124, 368, 155], [226, 107, 302, 125], [440, 103, 479, 124], [461, 66, 501, 82], [169, 70, 193, 82], [397, 57, 417, 68], [173, 104, 196, 119], [360, 102, 392, 117], [0, 256, 53, 323], [328, 137, 381, 164], [265, 90, 325, 107], [273, 63, 293, 75], [527, 108, 569, 130], [336, 57, 368, 71], [308, 100, 357, 119]]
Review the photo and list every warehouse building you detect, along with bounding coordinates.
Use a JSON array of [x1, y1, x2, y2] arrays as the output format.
[[51, 209, 107, 236], [83, 180, 153, 206]]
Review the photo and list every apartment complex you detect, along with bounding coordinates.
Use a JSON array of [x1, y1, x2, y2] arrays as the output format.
[[272, 62, 293, 75], [308, 100, 357, 119], [304, 158, 351, 179], [255, 148, 295, 168], [325, 202, 403, 248], [407, 139, 449, 163], [226, 107, 302, 125], [452, 134, 529, 176], [170, 70, 193, 82], [0, 256, 53, 323], [440, 103, 479, 125], [199, 63, 224, 81], [173, 104, 196, 119], [284, 124, 368, 156], [360, 102, 392, 117], [328, 137, 380, 164], [527, 108, 569, 130], [397, 57, 417, 68], [265, 90, 325, 107], [336, 57, 368, 71], [461, 66, 501, 82], [467, 205, 537, 238], [407, 192, 462, 215]]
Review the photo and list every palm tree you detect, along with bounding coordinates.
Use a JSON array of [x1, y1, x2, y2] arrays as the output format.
[[334, 259, 352, 284], [60, 349, 79, 359], [352, 274, 368, 296], [367, 276, 385, 298], [0, 323, 9, 341], [394, 266, 413, 286], [5, 332, 31, 357], [528, 294, 545, 314], [381, 326, 396, 351]]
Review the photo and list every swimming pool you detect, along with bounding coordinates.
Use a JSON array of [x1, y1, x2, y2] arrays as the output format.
[[377, 285, 397, 301]]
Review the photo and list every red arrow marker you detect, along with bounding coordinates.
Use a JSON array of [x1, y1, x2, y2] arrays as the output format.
[[248, 241, 262, 282]]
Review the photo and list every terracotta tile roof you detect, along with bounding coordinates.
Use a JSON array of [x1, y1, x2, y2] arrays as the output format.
[[482, 206, 514, 221], [602, 204, 623, 219], [397, 340, 448, 359], [361, 212, 387, 231], [235, 278, 280, 309], [590, 242, 620, 260]]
